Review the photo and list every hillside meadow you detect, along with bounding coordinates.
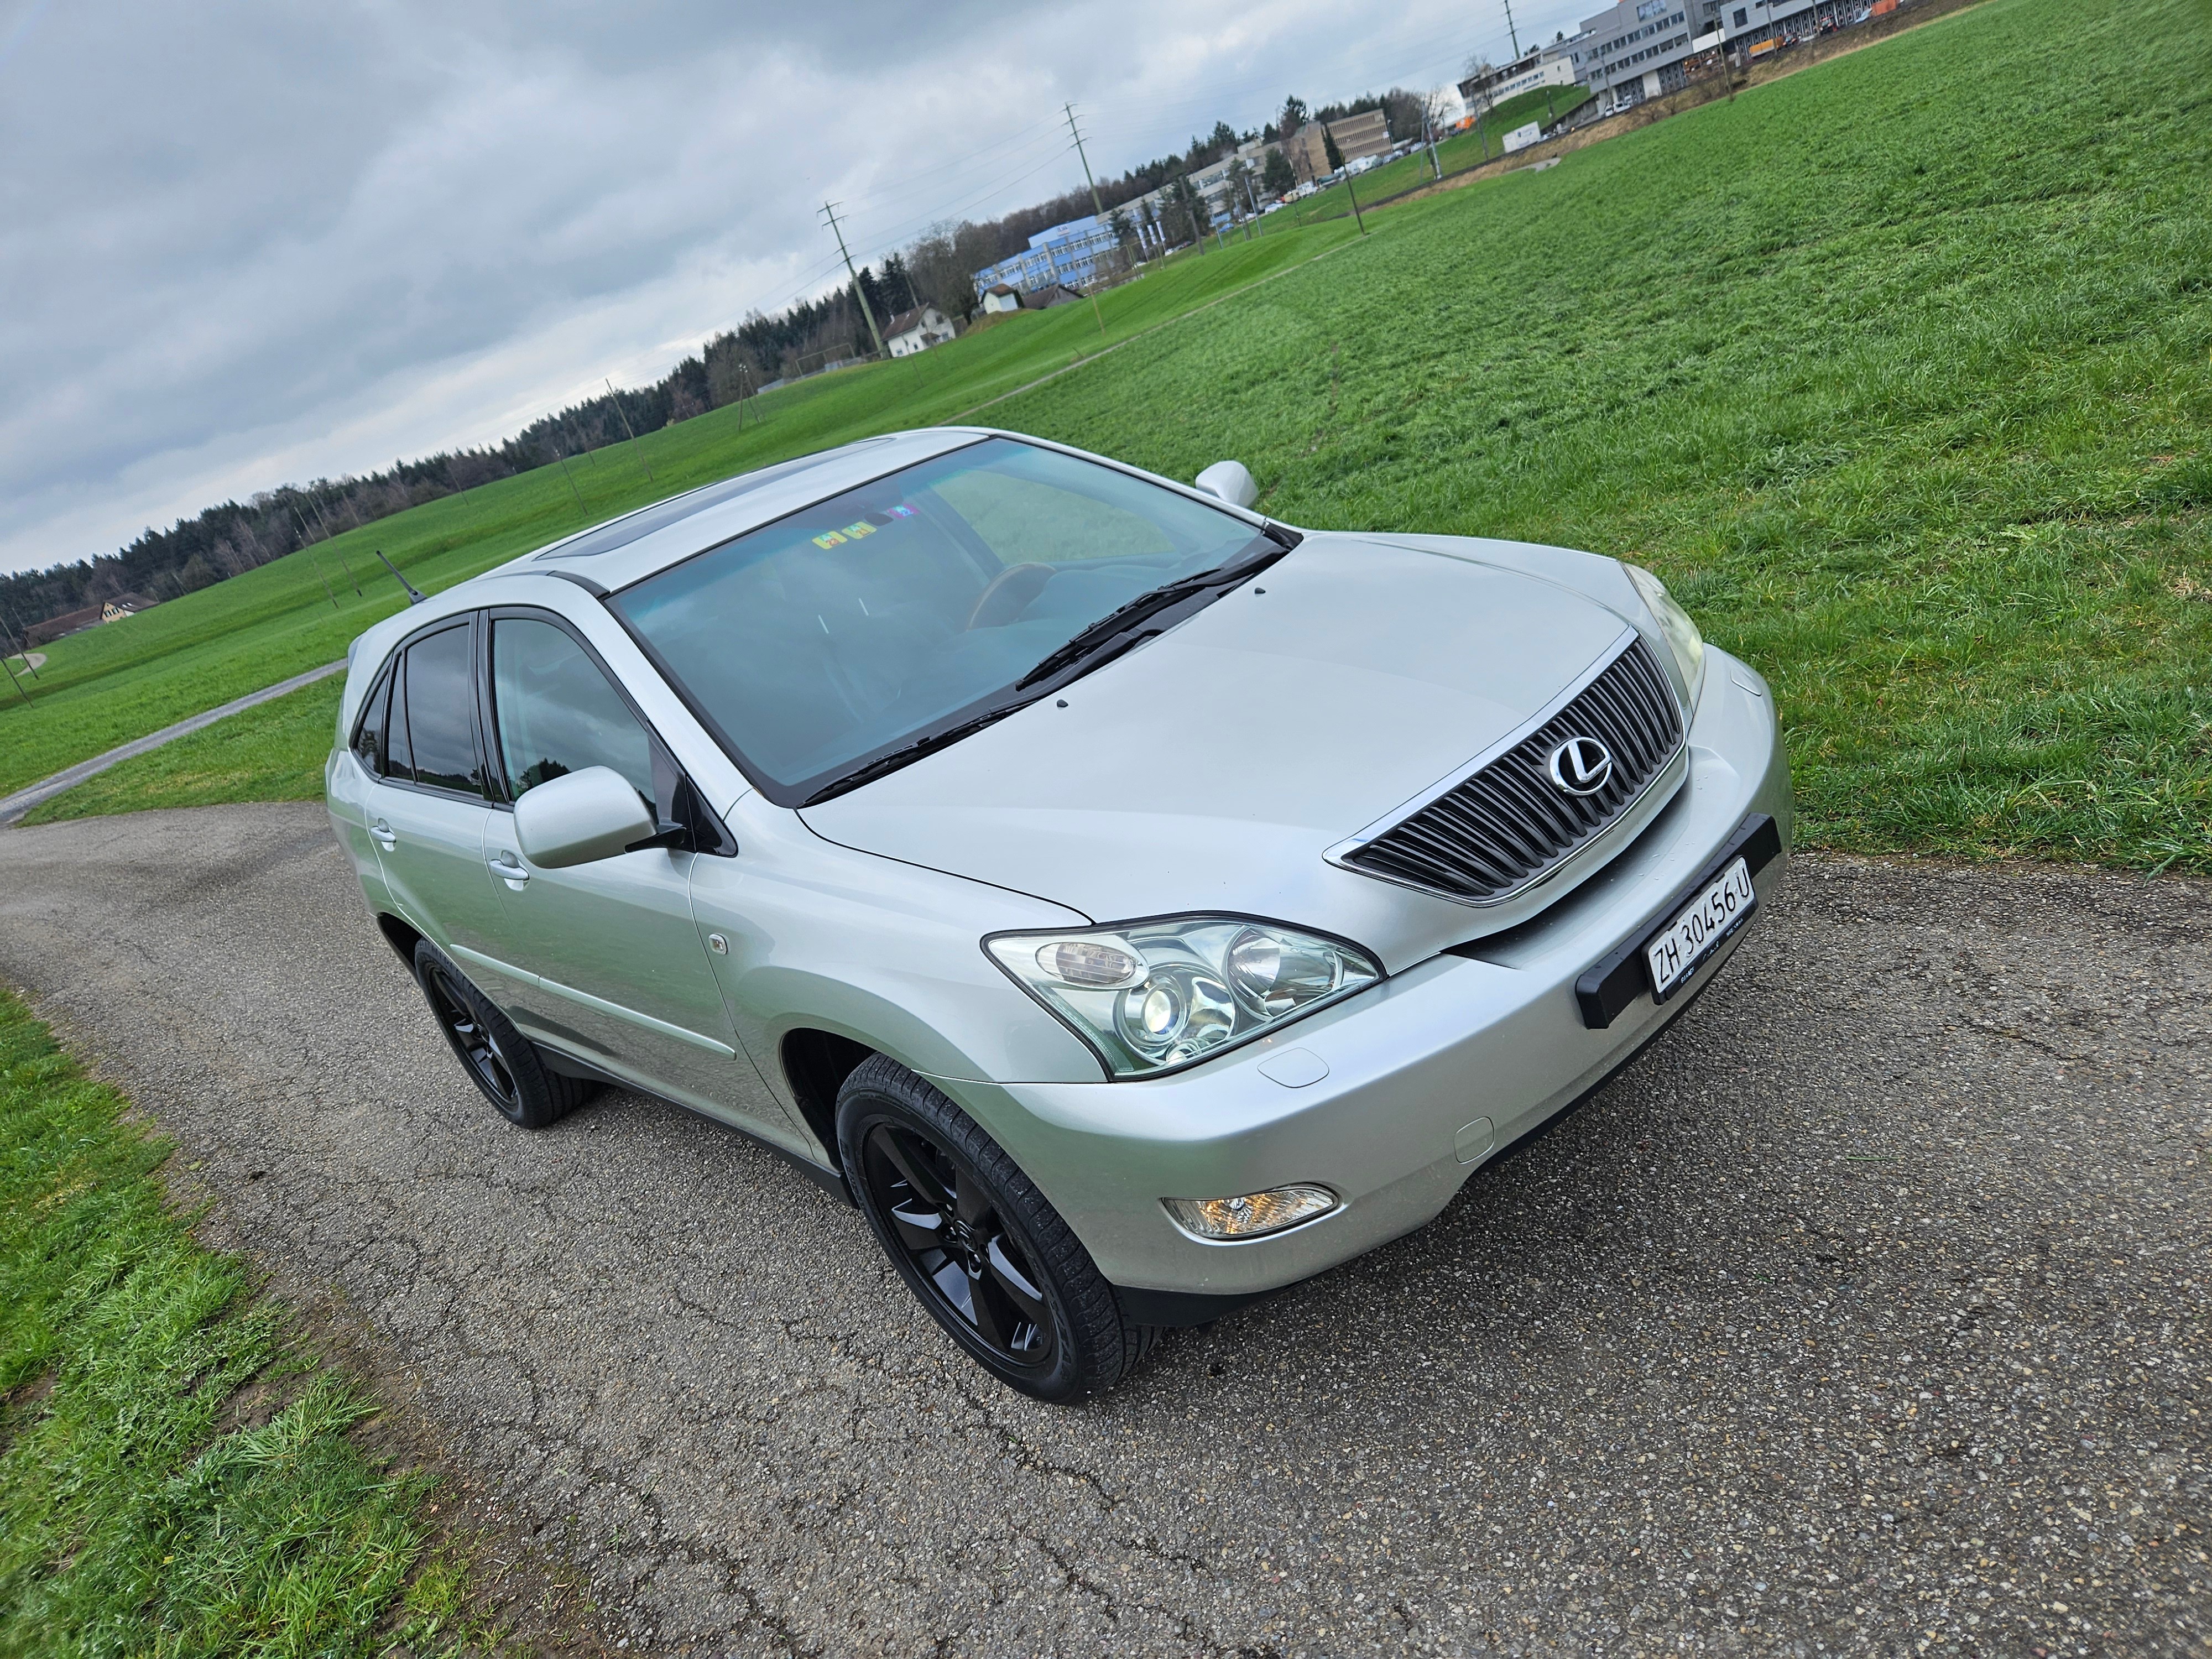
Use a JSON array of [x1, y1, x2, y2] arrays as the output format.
[[17, 0, 2212, 869]]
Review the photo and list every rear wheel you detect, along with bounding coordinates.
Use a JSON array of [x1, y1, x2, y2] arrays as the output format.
[[836, 1055, 1152, 1400], [411, 939, 593, 1129]]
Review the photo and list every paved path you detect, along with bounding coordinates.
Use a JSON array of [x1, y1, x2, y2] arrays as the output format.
[[0, 660, 346, 826], [0, 804, 2205, 1655]]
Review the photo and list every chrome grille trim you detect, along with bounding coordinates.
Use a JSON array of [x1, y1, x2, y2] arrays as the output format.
[[1326, 630, 1687, 906]]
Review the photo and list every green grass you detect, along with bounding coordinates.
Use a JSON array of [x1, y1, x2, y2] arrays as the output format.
[[0, 987, 508, 1654], [12, 0, 2210, 870], [21, 677, 342, 825]]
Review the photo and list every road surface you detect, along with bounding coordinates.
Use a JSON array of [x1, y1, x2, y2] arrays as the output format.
[[0, 804, 2204, 1655]]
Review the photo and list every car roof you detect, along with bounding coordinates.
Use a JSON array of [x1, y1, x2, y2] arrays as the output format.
[[486, 426, 989, 594]]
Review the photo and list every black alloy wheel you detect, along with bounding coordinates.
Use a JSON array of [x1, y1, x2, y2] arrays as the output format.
[[410, 938, 593, 1130], [862, 1120, 1056, 1368], [421, 958, 519, 1110], [834, 1055, 1154, 1400]]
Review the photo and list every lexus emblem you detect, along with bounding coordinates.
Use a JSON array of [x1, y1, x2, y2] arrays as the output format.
[[1546, 735, 1614, 796]]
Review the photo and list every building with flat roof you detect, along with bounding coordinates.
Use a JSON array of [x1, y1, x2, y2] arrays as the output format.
[[1458, 43, 1580, 114], [971, 214, 1120, 297], [1566, 0, 1725, 112], [1281, 109, 1389, 185]]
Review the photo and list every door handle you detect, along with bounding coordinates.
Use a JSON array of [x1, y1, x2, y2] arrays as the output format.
[[487, 853, 530, 884], [370, 821, 396, 849]]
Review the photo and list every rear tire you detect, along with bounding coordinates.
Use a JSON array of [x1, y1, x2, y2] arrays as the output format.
[[836, 1055, 1154, 1401], [411, 939, 594, 1129]]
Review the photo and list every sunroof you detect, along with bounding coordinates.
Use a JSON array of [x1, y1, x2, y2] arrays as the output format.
[[533, 439, 899, 563]]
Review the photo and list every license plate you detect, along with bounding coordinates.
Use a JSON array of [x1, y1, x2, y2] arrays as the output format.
[[1645, 857, 1756, 1001]]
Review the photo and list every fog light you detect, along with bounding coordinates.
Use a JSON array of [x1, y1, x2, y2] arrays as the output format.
[[1162, 1183, 1337, 1240]]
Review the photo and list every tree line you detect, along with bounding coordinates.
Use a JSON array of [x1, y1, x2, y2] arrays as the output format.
[[0, 85, 1433, 639]]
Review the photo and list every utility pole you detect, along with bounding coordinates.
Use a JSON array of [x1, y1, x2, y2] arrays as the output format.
[[2, 650, 29, 707], [604, 379, 655, 483], [0, 607, 39, 677], [1064, 105, 1111, 336], [821, 201, 888, 359], [1343, 166, 1368, 235], [1504, 0, 1522, 56]]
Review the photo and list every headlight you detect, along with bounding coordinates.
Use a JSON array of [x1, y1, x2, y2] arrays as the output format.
[[985, 916, 1382, 1078], [1622, 564, 1705, 711]]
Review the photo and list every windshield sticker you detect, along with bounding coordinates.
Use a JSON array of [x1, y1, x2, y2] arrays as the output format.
[[811, 503, 916, 549]]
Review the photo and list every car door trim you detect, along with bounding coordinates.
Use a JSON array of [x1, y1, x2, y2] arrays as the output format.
[[524, 967, 742, 1057]]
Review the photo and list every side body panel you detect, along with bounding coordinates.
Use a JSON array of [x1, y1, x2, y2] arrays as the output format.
[[686, 796, 1104, 1161], [479, 810, 800, 1146]]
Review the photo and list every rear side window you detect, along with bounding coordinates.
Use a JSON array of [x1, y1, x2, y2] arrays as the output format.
[[351, 662, 392, 774], [399, 624, 483, 795], [490, 617, 654, 805]]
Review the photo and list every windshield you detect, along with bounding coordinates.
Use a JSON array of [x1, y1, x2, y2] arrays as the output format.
[[611, 437, 1271, 804]]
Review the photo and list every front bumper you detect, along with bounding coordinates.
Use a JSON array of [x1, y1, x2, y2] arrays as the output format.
[[928, 648, 1792, 1300]]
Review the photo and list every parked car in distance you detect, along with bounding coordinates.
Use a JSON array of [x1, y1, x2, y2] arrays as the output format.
[[326, 429, 1790, 1399]]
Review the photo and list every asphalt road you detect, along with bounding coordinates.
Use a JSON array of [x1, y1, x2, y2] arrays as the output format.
[[1, 804, 2205, 1656]]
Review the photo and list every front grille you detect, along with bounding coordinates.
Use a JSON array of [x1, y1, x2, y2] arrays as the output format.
[[1339, 638, 1684, 903]]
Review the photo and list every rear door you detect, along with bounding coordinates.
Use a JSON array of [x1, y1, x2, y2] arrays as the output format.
[[476, 608, 800, 1147], [357, 615, 524, 1002]]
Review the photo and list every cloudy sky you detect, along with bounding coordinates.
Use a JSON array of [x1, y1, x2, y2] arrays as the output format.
[[0, 0, 1593, 577]]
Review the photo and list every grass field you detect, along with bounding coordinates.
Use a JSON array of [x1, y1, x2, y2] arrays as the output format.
[[0, 988, 506, 1653], [9, 0, 2209, 870]]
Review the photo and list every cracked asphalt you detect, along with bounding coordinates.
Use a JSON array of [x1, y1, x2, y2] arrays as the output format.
[[1, 803, 2206, 1656]]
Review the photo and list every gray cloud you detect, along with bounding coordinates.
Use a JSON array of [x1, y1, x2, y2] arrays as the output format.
[[0, 0, 1591, 575]]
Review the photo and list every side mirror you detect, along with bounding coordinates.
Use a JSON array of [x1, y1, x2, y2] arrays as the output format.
[[512, 766, 656, 869], [1194, 460, 1259, 510]]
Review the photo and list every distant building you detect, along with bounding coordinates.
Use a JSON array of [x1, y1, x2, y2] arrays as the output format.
[[1281, 109, 1390, 185], [1458, 42, 1582, 114], [1569, 0, 1724, 113], [1188, 139, 1282, 224], [28, 591, 159, 646], [980, 283, 1022, 315], [971, 214, 1120, 296], [1020, 283, 1087, 310], [884, 304, 956, 357]]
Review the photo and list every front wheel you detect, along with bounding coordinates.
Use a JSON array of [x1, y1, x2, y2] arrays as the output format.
[[836, 1056, 1152, 1400]]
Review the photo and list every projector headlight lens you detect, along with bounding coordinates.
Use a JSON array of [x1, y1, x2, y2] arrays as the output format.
[[988, 917, 1381, 1078], [1623, 562, 1706, 711]]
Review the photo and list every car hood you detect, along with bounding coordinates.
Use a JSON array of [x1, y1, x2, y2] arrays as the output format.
[[797, 534, 1638, 969]]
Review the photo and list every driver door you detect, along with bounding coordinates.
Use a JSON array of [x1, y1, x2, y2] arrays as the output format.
[[477, 609, 801, 1149]]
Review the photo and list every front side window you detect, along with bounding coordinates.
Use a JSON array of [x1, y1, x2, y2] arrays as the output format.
[[491, 617, 654, 806], [399, 623, 483, 795], [611, 437, 1271, 803]]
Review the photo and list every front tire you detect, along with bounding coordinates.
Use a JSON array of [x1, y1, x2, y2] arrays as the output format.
[[836, 1055, 1152, 1401], [411, 939, 594, 1129]]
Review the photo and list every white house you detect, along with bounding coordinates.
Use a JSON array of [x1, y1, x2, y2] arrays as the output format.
[[980, 283, 1022, 315], [884, 304, 956, 357]]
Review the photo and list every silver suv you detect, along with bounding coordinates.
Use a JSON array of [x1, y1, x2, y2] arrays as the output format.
[[326, 429, 1790, 1399]]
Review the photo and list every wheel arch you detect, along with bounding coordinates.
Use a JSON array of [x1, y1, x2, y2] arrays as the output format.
[[779, 1027, 875, 1168], [375, 912, 423, 970]]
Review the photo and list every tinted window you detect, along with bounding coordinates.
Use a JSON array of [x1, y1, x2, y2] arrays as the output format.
[[612, 437, 1265, 801], [491, 618, 653, 805], [351, 663, 392, 773], [400, 624, 482, 794]]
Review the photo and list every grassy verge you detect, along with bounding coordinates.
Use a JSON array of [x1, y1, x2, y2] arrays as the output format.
[[20, 677, 341, 826], [11, 0, 2208, 872], [0, 986, 505, 1653]]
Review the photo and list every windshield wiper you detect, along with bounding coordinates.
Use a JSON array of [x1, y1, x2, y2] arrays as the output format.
[[802, 702, 1031, 805], [1015, 542, 1285, 692]]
